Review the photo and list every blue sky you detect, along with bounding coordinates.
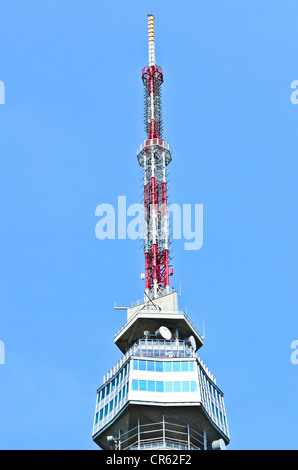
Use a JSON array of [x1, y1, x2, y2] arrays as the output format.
[[0, 0, 298, 450]]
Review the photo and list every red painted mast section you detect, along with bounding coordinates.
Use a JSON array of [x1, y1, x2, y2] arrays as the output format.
[[138, 14, 172, 297]]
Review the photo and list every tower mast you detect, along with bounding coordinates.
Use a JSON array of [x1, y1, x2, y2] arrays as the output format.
[[138, 14, 172, 299]]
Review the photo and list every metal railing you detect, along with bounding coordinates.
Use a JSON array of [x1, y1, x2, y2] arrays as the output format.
[[103, 339, 196, 383], [130, 287, 176, 308], [116, 417, 206, 450]]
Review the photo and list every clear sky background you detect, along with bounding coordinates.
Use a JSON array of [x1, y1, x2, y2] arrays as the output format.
[[0, 0, 297, 450]]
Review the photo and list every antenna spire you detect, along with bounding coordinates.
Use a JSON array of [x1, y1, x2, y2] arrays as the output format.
[[147, 14, 156, 66]]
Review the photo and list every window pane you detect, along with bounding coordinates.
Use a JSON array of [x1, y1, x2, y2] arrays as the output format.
[[164, 381, 173, 392], [106, 383, 110, 395], [173, 361, 181, 372], [139, 380, 147, 391], [109, 400, 113, 412], [104, 404, 108, 416], [173, 381, 181, 392], [95, 412, 99, 424], [189, 361, 195, 371], [147, 360, 155, 371], [132, 379, 138, 391], [139, 360, 146, 371], [190, 381, 198, 392], [164, 362, 172, 372], [182, 381, 190, 392], [99, 408, 103, 420], [181, 361, 188, 372], [155, 361, 163, 372], [148, 380, 155, 392], [111, 379, 115, 391], [101, 388, 105, 400], [133, 359, 138, 370], [156, 381, 164, 393]]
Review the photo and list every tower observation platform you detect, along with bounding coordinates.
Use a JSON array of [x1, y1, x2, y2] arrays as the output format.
[[92, 15, 230, 451]]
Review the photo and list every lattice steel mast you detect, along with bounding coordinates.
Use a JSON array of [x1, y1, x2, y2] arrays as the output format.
[[137, 14, 173, 300]]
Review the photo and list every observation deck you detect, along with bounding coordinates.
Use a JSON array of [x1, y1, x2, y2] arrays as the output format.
[[114, 291, 204, 354]]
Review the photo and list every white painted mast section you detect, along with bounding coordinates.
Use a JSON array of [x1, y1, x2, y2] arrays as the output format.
[[148, 14, 156, 66]]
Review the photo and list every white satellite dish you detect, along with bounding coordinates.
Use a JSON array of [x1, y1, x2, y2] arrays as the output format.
[[155, 326, 172, 341], [185, 335, 196, 350]]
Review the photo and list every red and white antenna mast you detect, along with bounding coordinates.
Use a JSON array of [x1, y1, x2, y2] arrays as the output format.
[[137, 14, 173, 300]]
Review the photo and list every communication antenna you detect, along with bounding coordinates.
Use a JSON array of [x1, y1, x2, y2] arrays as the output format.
[[202, 320, 205, 340]]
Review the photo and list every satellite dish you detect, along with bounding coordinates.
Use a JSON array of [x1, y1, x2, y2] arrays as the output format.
[[155, 326, 172, 341], [185, 335, 196, 350], [211, 439, 226, 451]]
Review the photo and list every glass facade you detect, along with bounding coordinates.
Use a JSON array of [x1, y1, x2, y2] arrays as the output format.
[[197, 361, 229, 437], [131, 379, 197, 393], [132, 359, 195, 373], [93, 338, 229, 443]]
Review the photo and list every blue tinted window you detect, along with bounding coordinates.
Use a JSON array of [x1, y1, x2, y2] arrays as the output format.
[[181, 361, 188, 372], [139, 360, 146, 371], [173, 361, 181, 372], [139, 380, 147, 391], [147, 361, 155, 371], [109, 400, 113, 412], [190, 381, 197, 392], [182, 381, 190, 392], [99, 408, 103, 420], [133, 359, 138, 370], [164, 381, 173, 392], [173, 381, 181, 392], [101, 388, 105, 400], [164, 362, 172, 372], [106, 383, 110, 395], [132, 380, 138, 391], [104, 404, 108, 416], [95, 412, 99, 424], [97, 393, 100, 403], [156, 381, 164, 393], [155, 361, 163, 372], [189, 361, 195, 371], [148, 380, 155, 392], [111, 379, 115, 391]]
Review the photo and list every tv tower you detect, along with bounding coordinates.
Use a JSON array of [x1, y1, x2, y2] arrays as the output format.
[[92, 15, 230, 451]]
